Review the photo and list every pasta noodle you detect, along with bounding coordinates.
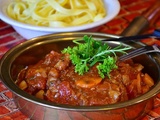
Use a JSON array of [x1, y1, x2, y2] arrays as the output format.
[[7, 0, 106, 27]]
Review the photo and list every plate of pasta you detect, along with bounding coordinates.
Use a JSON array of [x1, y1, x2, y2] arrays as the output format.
[[0, 0, 120, 39]]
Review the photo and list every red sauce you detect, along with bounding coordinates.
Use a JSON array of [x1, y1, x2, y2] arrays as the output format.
[[16, 50, 154, 106]]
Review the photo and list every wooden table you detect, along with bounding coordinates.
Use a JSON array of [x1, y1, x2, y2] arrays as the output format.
[[0, 0, 160, 119]]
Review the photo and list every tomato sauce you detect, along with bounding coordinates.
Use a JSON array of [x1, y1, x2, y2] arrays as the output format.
[[16, 50, 154, 106]]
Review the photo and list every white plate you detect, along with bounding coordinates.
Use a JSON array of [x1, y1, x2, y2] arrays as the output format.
[[0, 0, 120, 39]]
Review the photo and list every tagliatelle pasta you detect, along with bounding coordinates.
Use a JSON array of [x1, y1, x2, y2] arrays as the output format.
[[7, 0, 106, 27]]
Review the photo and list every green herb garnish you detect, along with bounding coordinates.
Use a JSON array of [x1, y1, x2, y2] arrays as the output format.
[[62, 35, 131, 78]]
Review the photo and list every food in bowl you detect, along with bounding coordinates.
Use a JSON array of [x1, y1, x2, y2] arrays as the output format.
[[7, 0, 106, 27], [16, 35, 154, 106], [0, 0, 120, 39], [0, 32, 160, 120]]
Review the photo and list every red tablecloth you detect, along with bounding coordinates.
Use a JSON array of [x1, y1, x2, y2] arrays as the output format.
[[0, 0, 160, 120]]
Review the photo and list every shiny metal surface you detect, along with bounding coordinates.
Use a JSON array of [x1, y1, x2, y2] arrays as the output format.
[[119, 45, 160, 61], [0, 32, 160, 120]]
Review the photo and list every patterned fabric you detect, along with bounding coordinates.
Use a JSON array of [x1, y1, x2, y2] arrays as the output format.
[[0, 0, 160, 119]]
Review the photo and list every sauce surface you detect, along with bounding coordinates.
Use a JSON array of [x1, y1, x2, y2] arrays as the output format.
[[16, 50, 154, 106]]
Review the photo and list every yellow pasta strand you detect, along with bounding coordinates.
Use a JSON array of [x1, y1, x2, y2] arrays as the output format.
[[7, 0, 106, 27]]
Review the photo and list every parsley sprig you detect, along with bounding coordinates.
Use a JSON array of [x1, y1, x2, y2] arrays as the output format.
[[62, 35, 131, 78]]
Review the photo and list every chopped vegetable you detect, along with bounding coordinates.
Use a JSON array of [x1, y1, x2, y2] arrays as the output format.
[[62, 35, 131, 78]]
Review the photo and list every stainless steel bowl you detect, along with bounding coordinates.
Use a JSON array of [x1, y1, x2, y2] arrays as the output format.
[[0, 32, 160, 120]]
